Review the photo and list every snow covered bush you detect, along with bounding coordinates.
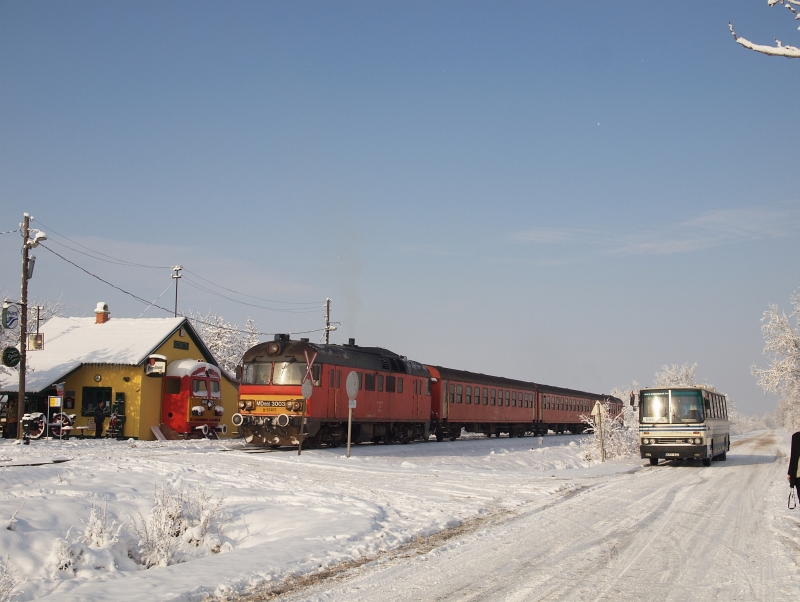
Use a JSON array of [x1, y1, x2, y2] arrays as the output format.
[[0, 556, 18, 602], [186, 310, 259, 373], [133, 480, 226, 569], [49, 501, 137, 577], [752, 290, 800, 431], [579, 400, 637, 462]]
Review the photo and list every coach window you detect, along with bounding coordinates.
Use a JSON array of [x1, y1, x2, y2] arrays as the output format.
[[398, 377, 403, 393], [378, 375, 384, 392], [483, 388, 489, 404], [456, 384, 462, 403], [448, 383, 454, 404], [357, 372, 363, 390], [336, 370, 341, 388], [491, 389, 496, 405], [365, 373, 376, 391], [386, 375, 396, 393], [465, 385, 472, 404], [504, 390, 510, 406], [426, 379, 432, 395], [329, 369, 335, 387]]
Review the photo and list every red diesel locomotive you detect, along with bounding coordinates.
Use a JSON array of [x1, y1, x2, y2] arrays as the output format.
[[233, 335, 621, 447], [162, 358, 227, 438]]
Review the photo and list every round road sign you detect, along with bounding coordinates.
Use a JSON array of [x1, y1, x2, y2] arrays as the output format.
[[301, 380, 313, 400], [346, 371, 359, 400], [2, 347, 20, 368]]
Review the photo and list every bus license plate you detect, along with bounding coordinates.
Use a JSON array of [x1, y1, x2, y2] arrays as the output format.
[[665, 452, 679, 456]]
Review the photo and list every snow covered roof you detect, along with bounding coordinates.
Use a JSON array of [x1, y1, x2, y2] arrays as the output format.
[[0, 316, 187, 393]]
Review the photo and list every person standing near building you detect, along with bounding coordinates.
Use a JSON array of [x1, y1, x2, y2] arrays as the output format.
[[94, 401, 106, 439]]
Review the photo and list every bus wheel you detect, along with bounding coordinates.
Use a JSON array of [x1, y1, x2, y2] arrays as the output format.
[[649, 458, 658, 466], [702, 458, 711, 467]]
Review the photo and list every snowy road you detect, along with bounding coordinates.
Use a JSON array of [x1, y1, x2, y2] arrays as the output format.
[[268, 432, 798, 602]]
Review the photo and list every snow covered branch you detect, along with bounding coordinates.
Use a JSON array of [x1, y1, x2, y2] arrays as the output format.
[[186, 311, 260, 374], [729, 1, 800, 59], [654, 363, 697, 388]]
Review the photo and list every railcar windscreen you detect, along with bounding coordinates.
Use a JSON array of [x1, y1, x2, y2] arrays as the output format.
[[242, 363, 272, 385]]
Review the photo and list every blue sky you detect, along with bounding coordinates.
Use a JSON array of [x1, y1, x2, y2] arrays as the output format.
[[1, 1, 798, 414]]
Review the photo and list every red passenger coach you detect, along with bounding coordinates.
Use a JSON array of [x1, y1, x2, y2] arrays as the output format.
[[162, 359, 226, 437], [234, 335, 432, 447], [427, 366, 539, 440], [537, 384, 621, 434]]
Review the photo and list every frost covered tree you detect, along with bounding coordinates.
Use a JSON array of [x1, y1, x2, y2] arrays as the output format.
[[729, 0, 800, 59], [186, 310, 260, 374], [752, 290, 800, 430], [653, 363, 697, 387]]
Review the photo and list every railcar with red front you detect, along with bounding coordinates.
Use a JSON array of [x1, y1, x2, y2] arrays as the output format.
[[161, 359, 227, 438]]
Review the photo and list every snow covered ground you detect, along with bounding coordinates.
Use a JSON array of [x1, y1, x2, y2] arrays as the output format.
[[0, 430, 795, 601]]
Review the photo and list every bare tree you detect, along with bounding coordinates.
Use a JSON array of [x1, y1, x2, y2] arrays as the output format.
[[752, 290, 800, 429], [730, 0, 800, 59]]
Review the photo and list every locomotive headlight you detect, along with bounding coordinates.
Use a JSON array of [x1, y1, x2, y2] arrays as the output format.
[[238, 400, 246, 410], [245, 400, 254, 410], [694, 438, 701, 445], [268, 342, 281, 355]]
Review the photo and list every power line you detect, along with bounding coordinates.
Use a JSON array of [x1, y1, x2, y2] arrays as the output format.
[[181, 277, 322, 313], [0, 227, 20, 235], [182, 268, 320, 305], [32, 217, 324, 307], [39, 244, 327, 337]]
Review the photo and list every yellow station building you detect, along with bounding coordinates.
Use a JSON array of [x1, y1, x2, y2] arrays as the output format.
[[0, 303, 239, 440]]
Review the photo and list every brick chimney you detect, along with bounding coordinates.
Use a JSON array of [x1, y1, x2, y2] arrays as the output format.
[[94, 302, 110, 324]]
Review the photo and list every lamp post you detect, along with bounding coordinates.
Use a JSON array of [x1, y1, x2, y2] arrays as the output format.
[[16, 214, 46, 439]]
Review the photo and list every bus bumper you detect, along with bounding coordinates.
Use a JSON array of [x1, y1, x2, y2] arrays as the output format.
[[641, 444, 708, 460]]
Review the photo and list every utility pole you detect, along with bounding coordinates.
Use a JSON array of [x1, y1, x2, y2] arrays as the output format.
[[16, 214, 29, 439], [325, 298, 331, 344], [172, 266, 182, 317]]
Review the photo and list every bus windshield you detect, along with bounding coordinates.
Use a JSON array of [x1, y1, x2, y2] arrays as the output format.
[[640, 390, 705, 424]]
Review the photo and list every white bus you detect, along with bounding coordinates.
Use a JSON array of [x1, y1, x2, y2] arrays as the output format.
[[639, 385, 730, 466]]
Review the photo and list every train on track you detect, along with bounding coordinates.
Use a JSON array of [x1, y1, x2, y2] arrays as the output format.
[[233, 335, 622, 447]]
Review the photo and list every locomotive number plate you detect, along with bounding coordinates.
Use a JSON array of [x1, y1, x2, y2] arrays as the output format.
[[255, 400, 286, 407], [665, 452, 679, 456]]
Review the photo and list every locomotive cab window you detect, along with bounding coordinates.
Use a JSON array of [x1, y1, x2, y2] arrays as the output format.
[[210, 381, 220, 395], [192, 379, 208, 396]]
